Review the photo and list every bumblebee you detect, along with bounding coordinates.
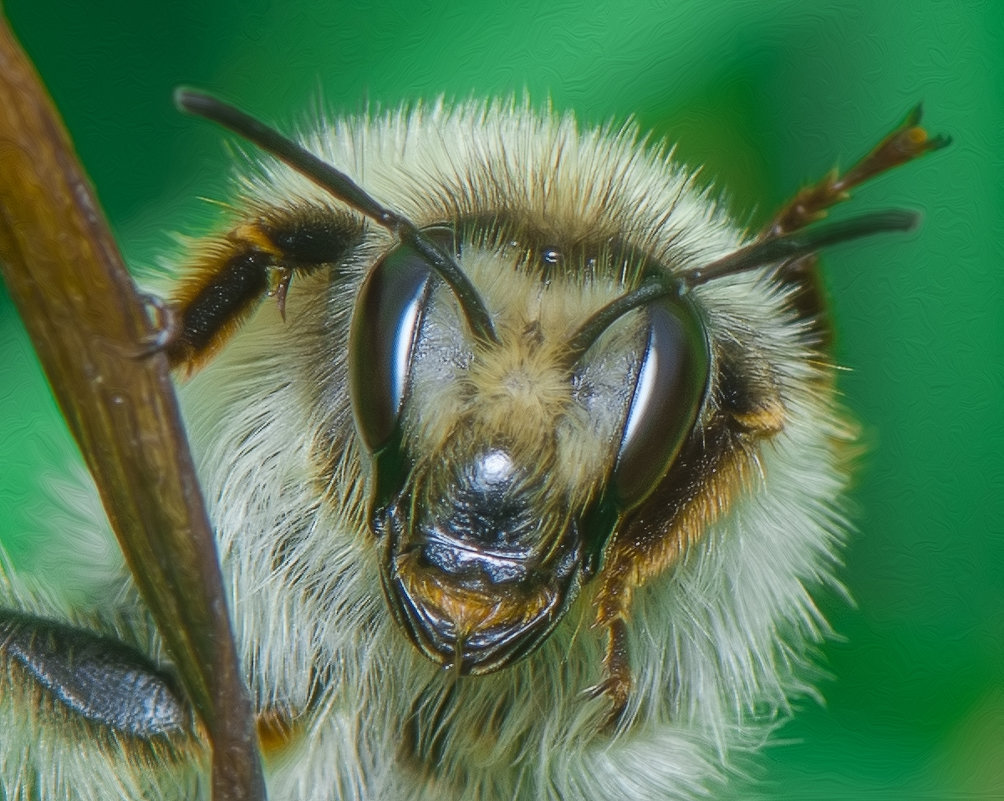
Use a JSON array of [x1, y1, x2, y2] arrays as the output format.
[[0, 95, 945, 800]]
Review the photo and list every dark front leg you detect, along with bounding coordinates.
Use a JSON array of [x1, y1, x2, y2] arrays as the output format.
[[0, 609, 190, 739]]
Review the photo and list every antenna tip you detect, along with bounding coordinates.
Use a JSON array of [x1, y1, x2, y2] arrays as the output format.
[[174, 87, 213, 115], [887, 208, 922, 232]]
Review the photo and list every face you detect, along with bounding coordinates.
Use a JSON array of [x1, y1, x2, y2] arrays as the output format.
[[350, 222, 709, 673]]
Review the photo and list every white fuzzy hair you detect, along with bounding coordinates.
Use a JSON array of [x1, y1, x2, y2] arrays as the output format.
[[0, 99, 850, 800]]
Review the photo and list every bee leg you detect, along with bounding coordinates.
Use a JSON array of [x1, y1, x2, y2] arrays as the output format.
[[0, 609, 190, 739], [763, 110, 947, 354], [582, 617, 632, 730], [583, 545, 636, 726], [167, 207, 361, 370], [763, 104, 950, 238]]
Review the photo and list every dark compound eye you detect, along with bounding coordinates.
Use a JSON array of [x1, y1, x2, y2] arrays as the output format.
[[349, 227, 457, 453], [610, 294, 709, 509]]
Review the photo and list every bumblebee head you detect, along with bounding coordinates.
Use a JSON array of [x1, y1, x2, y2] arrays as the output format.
[[174, 91, 940, 677]]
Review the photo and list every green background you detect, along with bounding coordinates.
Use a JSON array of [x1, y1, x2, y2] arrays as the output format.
[[1, 1, 1001, 798]]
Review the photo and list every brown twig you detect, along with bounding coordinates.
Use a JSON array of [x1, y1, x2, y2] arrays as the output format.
[[0, 14, 264, 801]]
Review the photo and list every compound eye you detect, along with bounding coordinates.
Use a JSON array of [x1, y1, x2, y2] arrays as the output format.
[[349, 227, 456, 453], [612, 296, 709, 508]]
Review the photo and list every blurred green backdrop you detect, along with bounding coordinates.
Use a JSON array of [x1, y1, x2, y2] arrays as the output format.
[[1, 1, 1000, 798]]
